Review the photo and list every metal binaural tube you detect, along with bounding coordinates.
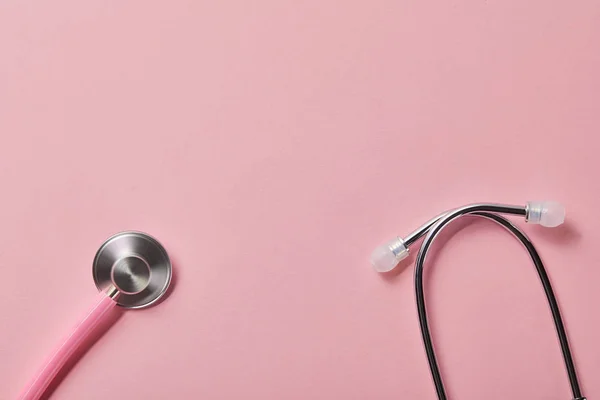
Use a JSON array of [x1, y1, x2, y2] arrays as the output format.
[[411, 204, 583, 400], [403, 204, 526, 247]]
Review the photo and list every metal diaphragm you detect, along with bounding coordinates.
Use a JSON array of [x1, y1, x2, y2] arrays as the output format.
[[93, 231, 172, 309]]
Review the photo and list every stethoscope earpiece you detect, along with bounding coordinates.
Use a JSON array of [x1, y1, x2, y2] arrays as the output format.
[[370, 237, 408, 273]]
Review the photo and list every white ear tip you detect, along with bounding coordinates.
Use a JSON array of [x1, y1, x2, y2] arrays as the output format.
[[370, 237, 409, 272], [527, 201, 566, 228]]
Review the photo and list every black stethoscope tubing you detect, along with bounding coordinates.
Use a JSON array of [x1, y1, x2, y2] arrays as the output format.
[[413, 205, 584, 400]]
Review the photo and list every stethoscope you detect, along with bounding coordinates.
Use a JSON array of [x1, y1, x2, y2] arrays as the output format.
[[17, 231, 172, 400], [16, 202, 587, 400], [370, 201, 586, 400]]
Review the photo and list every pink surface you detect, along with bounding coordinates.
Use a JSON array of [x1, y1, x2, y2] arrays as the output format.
[[0, 1, 599, 399]]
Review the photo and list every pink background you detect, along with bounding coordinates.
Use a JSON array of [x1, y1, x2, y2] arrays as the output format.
[[1, 0, 599, 399]]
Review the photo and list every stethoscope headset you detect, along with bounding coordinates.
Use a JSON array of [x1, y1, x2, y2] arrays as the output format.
[[370, 202, 586, 400]]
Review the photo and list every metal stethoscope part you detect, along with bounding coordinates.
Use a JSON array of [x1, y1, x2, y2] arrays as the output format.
[[93, 231, 172, 308], [18, 231, 172, 400], [371, 201, 586, 400]]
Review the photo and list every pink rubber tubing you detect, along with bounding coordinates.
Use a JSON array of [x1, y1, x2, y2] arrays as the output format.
[[18, 291, 117, 400]]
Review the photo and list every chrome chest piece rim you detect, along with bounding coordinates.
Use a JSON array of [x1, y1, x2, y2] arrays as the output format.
[[93, 231, 172, 309]]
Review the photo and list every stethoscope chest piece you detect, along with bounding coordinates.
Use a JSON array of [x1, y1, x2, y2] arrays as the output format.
[[93, 231, 172, 309]]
